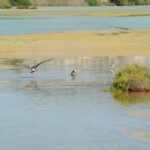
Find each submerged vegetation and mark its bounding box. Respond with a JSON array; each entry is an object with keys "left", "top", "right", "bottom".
[{"left": 111, "top": 64, "right": 150, "bottom": 92}]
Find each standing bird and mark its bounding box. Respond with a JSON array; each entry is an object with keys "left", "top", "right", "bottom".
[
  {"left": 109, "top": 63, "right": 115, "bottom": 70},
  {"left": 24, "top": 58, "right": 53, "bottom": 73},
  {"left": 109, "top": 63, "right": 115, "bottom": 75},
  {"left": 71, "top": 69, "right": 77, "bottom": 80},
  {"left": 71, "top": 69, "right": 77, "bottom": 77}
]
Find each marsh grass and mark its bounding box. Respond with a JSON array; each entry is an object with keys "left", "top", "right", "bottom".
[{"left": 111, "top": 64, "right": 150, "bottom": 92}]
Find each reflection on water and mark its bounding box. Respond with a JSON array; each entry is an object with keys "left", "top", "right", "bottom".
[
  {"left": 0, "top": 56, "right": 150, "bottom": 150},
  {"left": 112, "top": 91, "right": 150, "bottom": 107}
]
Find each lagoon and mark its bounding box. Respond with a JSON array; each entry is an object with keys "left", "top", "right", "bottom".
[
  {"left": 0, "top": 5, "right": 150, "bottom": 35},
  {"left": 1, "top": 6, "right": 150, "bottom": 150},
  {"left": 0, "top": 15, "right": 150, "bottom": 35},
  {"left": 0, "top": 56, "right": 150, "bottom": 150}
]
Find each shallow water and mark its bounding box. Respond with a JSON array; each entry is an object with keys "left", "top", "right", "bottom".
[
  {"left": 0, "top": 56, "right": 150, "bottom": 150},
  {"left": 0, "top": 6, "right": 150, "bottom": 35},
  {"left": 0, "top": 15, "right": 150, "bottom": 35}
]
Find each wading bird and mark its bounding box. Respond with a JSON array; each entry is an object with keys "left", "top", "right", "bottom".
[
  {"left": 109, "top": 64, "right": 115, "bottom": 75},
  {"left": 24, "top": 58, "right": 53, "bottom": 73},
  {"left": 110, "top": 63, "right": 115, "bottom": 69},
  {"left": 71, "top": 69, "right": 77, "bottom": 77},
  {"left": 71, "top": 69, "right": 77, "bottom": 80}
]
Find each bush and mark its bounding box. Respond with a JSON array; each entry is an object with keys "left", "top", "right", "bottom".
[
  {"left": 85, "top": 0, "right": 100, "bottom": 6},
  {"left": 111, "top": 0, "right": 148, "bottom": 5},
  {"left": 111, "top": 0, "right": 128, "bottom": 5},
  {"left": 0, "top": 0, "right": 12, "bottom": 9},
  {"left": 11, "top": 0, "right": 31, "bottom": 6},
  {"left": 111, "top": 64, "right": 150, "bottom": 92}
]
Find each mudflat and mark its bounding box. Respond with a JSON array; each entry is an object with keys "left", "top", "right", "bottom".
[{"left": 0, "top": 29, "right": 150, "bottom": 59}]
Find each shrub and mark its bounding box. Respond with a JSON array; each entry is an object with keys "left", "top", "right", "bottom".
[
  {"left": 11, "top": 0, "right": 31, "bottom": 6},
  {"left": 111, "top": 64, "right": 150, "bottom": 92},
  {"left": 85, "top": 0, "right": 100, "bottom": 6},
  {"left": 0, "top": 0, "right": 12, "bottom": 9},
  {"left": 111, "top": 0, "right": 128, "bottom": 5}
]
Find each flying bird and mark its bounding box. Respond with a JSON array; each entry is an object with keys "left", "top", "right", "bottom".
[{"left": 24, "top": 58, "right": 53, "bottom": 73}]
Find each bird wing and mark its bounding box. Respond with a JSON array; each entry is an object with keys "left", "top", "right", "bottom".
[
  {"left": 33, "top": 58, "right": 53, "bottom": 68},
  {"left": 110, "top": 64, "right": 115, "bottom": 69},
  {"left": 23, "top": 64, "right": 32, "bottom": 69}
]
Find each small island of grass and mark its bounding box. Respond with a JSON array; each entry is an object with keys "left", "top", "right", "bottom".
[{"left": 111, "top": 64, "right": 150, "bottom": 92}]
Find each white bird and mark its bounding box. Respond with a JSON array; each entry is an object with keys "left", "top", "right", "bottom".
[
  {"left": 24, "top": 58, "right": 53, "bottom": 73},
  {"left": 109, "top": 64, "right": 115, "bottom": 75},
  {"left": 110, "top": 63, "right": 115, "bottom": 69}
]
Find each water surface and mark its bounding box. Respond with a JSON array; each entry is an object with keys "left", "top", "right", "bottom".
[
  {"left": 0, "top": 56, "right": 150, "bottom": 150},
  {"left": 0, "top": 6, "right": 150, "bottom": 35}
]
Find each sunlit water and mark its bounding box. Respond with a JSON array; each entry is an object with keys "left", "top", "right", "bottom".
[
  {"left": 0, "top": 56, "right": 150, "bottom": 150},
  {"left": 0, "top": 6, "right": 150, "bottom": 35}
]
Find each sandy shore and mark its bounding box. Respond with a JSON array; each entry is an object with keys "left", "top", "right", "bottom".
[{"left": 0, "top": 29, "right": 150, "bottom": 59}]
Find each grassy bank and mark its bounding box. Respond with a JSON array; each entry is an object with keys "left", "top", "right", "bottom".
[{"left": 0, "top": 29, "right": 150, "bottom": 59}]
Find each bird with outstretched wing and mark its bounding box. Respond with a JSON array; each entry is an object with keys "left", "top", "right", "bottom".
[{"left": 23, "top": 58, "right": 53, "bottom": 73}]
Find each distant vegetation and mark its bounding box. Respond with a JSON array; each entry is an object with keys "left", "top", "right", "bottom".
[
  {"left": 110, "top": 0, "right": 150, "bottom": 5},
  {"left": 0, "top": 0, "right": 150, "bottom": 8},
  {"left": 85, "top": 0, "right": 100, "bottom": 5},
  {"left": 0, "top": 0, "right": 11, "bottom": 9},
  {"left": 11, "top": 0, "right": 31, "bottom": 8},
  {"left": 0, "top": 0, "right": 32, "bottom": 9}
]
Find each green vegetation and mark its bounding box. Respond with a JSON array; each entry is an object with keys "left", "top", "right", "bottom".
[
  {"left": 11, "top": 0, "right": 31, "bottom": 8},
  {"left": 110, "top": 64, "right": 150, "bottom": 106},
  {"left": 85, "top": 0, "right": 100, "bottom": 6},
  {"left": 111, "top": 0, "right": 150, "bottom": 5},
  {"left": 0, "top": 0, "right": 11, "bottom": 9},
  {"left": 11, "top": 0, "right": 31, "bottom": 6},
  {"left": 111, "top": 64, "right": 150, "bottom": 92},
  {"left": 0, "top": 0, "right": 150, "bottom": 8},
  {"left": 0, "top": 0, "right": 32, "bottom": 9}
]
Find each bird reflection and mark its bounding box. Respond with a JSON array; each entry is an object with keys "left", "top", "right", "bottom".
[
  {"left": 23, "top": 80, "right": 41, "bottom": 90},
  {"left": 21, "top": 80, "right": 52, "bottom": 97}
]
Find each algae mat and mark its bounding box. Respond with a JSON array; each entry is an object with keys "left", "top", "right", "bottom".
[{"left": 0, "top": 29, "right": 150, "bottom": 58}]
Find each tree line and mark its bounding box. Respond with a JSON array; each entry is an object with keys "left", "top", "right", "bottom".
[
  {"left": 0, "top": 0, "right": 150, "bottom": 9},
  {"left": 0, "top": 0, "right": 31, "bottom": 9}
]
